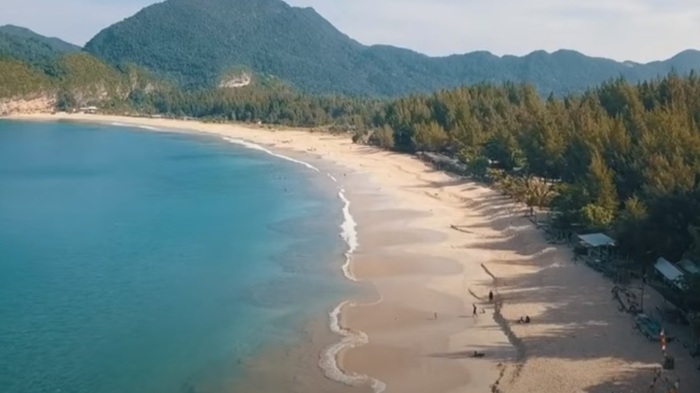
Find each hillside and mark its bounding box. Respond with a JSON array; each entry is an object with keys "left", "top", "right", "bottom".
[
  {"left": 0, "top": 58, "right": 54, "bottom": 98},
  {"left": 0, "top": 25, "right": 81, "bottom": 53},
  {"left": 0, "top": 34, "right": 164, "bottom": 115},
  {"left": 0, "top": 25, "right": 80, "bottom": 66},
  {"left": 84, "top": 0, "right": 700, "bottom": 96}
]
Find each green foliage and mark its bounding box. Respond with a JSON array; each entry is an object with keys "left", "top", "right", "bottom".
[
  {"left": 484, "top": 130, "right": 525, "bottom": 171},
  {"left": 580, "top": 203, "right": 615, "bottom": 230},
  {"left": 587, "top": 151, "right": 618, "bottom": 213},
  {"left": 0, "top": 41, "right": 160, "bottom": 109},
  {"left": 56, "top": 53, "right": 127, "bottom": 93},
  {"left": 7, "top": 18, "right": 700, "bottom": 287},
  {"left": 413, "top": 121, "right": 449, "bottom": 151},
  {"left": 0, "top": 58, "right": 53, "bottom": 98},
  {"left": 523, "top": 177, "right": 555, "bottom": 212},
  {"left": 129, "top": 73, "right": 700, "bottom": 274},
  {"left": 83, "top": 0, "right": 700, "bottom": 97},
  {"left": 614, "top": 196, "right": 651, "bottom": 259},
  {"left": 0, "top": 25, "right": 80, "bottom": 53},
  {"left": 368, "top": 126, "right": 395, "bottom": 149},
  {"left": 467, "top": 156, "right": 491, "bottom": 180},
  {"left": 0, "top": 25, "right": 80, "bottom": 68},
  {"left": 55, "top": 89, "right": 76, "bottom": 111}
]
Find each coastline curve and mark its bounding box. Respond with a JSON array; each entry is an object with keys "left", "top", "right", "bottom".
[{"left": 221, "top": 136, "right": 387, "bottom": 393}]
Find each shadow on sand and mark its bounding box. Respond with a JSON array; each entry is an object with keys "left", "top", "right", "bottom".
[{"left": 435, "top": 187, "right": 700, "bottom": 393}]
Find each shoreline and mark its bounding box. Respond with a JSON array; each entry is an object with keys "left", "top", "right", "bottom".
[
  {"left": 5, "top": 113, "right": 699, "bottom": 393},
  {"left": 3, "top": 113, "right": 389, "bottom": 392}
]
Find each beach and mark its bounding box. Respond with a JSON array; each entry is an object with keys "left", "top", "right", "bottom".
[{"left": 6, "top": 112, "right": 699, "bottom": 393}]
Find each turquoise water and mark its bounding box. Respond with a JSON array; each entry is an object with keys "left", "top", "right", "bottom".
[{"left": 0, "top": 121, "right": 349, "bottom": 393}]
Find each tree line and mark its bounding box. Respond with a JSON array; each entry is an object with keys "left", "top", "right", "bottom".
[{"left": 132, "top": 74, "right": 700, "bottom": 288}]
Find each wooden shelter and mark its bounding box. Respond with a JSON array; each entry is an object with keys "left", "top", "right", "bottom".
[
  {"left": 577, "top": 232, "right": 616, "bottom": 261},
  {"left": 654, "top": 257, "right": 685, "bottom": 290}
]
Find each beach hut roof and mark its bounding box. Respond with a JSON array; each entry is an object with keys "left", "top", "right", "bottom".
[
  {"left": 577, "top": 233, "right": 616, "bottom": 248},
  {"left": 654, "top": 257, "right": 685, "bottom": 289},
  {"left": 678, "top": 259, "right": 700, "bottom": 275}
]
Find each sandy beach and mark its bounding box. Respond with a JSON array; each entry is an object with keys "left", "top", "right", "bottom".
[{"left": 6, "top": 112, "right": 699, "bottom": 393}]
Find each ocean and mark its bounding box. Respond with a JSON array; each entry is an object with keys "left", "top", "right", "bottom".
[{"left": 0, "top": 120, "right": 354, "bottom": 393}]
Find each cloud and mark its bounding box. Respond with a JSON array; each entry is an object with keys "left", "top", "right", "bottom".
[{"left": 0, "top": 0, "right": 698, "bottom": 62}]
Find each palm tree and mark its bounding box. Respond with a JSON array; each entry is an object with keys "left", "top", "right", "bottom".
[
  {"left": 523, "top": 177, "right": 555, "bottom": 221},
  {"left": 496, "top": 174, "right": 523, "bottom": 199}
]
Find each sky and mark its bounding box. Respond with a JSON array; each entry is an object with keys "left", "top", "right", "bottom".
[{"left": 0, "top": 0, "right": 698, "bottom": 62}]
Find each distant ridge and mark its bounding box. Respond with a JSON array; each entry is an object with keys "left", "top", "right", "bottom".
[
  {"left": 0, "top": 25, "right": 81, "bottom": 66},
  {"left": 80, "top": 0, "right": 700, "bottom": 96},
  {"left": 0, "top": 25, "right": 81, "bottom": 53}
]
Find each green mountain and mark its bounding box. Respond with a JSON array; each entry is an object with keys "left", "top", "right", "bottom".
[
  {"left": 0, "top": 58, "right": 54, "bottom": 98},
  {"left": 84, "top": 0, "right": 700, "bottom": 96},
  {"left": 0, "top": 25, "right": 80, "bottom": 66},
  {"left": 0, "top": 30, "right": 162, "bottom": 113},
  {"left": 0, "top": 25, "right": 81, "bottom": 53}
]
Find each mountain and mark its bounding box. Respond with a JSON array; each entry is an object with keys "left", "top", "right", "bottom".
[
  {"left": 85, "top": 0, "right": 364, "bottom": 92},
  {"left": 83, "top": 0, "right": 700, "bottom": 96},
  {"left": 0, "top": 25, "right": 81, "bottom": 66},
  {"left": 0, "top": 25, "right": 81, "bottom": 53},
  {"left": 0, "top": 34, "right": 163, "bottom": 115},
  {"left": 0, "top": 58, "right": 53, "bottom": 98}
]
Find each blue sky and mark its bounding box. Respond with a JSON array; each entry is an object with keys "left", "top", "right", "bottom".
[{"left": 0, "top": 0, "right": 698, "bottom": 62}]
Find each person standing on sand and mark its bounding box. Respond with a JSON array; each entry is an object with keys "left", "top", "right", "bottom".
[
  {"left": 489, "top": 290, "right": 494, "bottom": 302},
  {"left": 473, "top": 304, "right": 477, "bottom": 316}
]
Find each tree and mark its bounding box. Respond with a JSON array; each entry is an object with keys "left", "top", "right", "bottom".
[
  {"left": 687, "top": 224, "right": 700, "bottom": 263},
  {"left": 55, "top": 89, "right": 76, "bottom": 111},
  {"left": 413, "top": 121, "right": 449, "bottom": 152},
  {"left": 615, "top": 195, "right": 651, "bottom": 261},
  {"left": 581, "top": 203, "right": 615, "bottom": 230},
  {"left": 523, "top": 177, "right": 555, "bottom": 216},
  {"left": 550, "top": 182, "right": 590, "bottom": 229},
  {"left": 368, "top": 125, "right": 395, "bottom": 149},
  {"left": 468, "top": 156, "right": 491, "bottom": 180},
  {"left": 586, "top": 151, "right": 619, "bottom": 213},
  {"left": 483, "top": 129, "right": 525, "bottom": 171}
]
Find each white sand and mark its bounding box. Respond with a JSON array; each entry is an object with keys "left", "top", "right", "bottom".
[{"left": 6, "top": 113, "right": 699, "bottom": 393}]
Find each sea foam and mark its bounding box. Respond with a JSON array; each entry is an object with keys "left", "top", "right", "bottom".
[
  {"left": 222, "top": 137, "right": 320, "bottom": 172},
  {"left": 337, "top": 188, "right": 358, "bottom": 281},
  {"left": 221, "top": 136, "right": 386, "bottom": 393}
]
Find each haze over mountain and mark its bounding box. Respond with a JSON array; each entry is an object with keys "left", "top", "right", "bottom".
[{"left": 81, "top": 0, "right": 700, "bottom": 96}]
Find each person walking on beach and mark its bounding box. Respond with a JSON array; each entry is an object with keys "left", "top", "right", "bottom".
[
  {"left": 488, "top": 290, "right": 494, "bottom": 302},
  {"left": 473, "top": 304, "right": 477, "bottom": 316}
]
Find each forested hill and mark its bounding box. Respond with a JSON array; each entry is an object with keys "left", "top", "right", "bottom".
[
  {"left": 0, "top": 31, "right": 164, "bottom": 114},
  {"left": 84, "top": 0, "right": 700, "bottom": 96},
  {"left": 0, "top": 25, "right": 80, "bottom": 53},
  {"left": 0, "top": 25, "right": 80, "bottom": 66}
]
